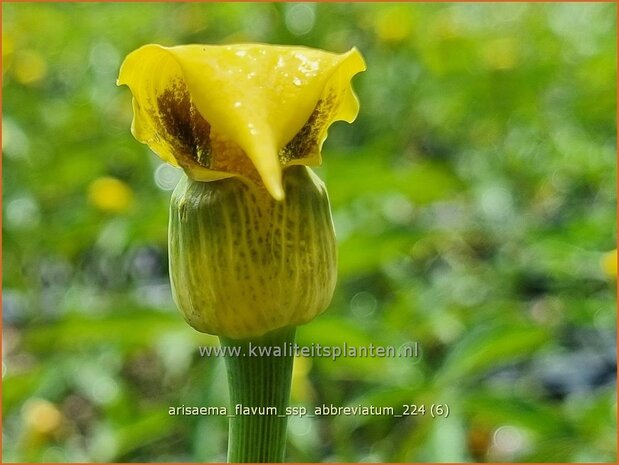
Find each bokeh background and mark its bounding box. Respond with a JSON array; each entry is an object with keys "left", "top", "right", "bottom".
[{"left": 2, "top": 2, "right": 617, "bottom": 462}]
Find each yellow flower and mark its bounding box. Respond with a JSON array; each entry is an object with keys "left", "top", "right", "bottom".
[
  {"left": 117, "top": 43, "right": 365, "bottom": 200},
  {"left": 88, "top": 176, "right": 134, "bottom": 213},
  {"left": 119, "top": 45, "right": 365, "bottom": 462},
  {"left": 22, "top": 398, "right": 64, "bottom": 436},
  {"left": 602, "top": 249, "right": 617, "bottom": 279},
  {"left": 373, "top": 7, "right": 414, "bottom": 44},
  {"left": 118, "top": 44, "right": 365, "bottom": 339}
]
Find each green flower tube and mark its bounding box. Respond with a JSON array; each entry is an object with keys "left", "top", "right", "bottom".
[
  {"left": 118, "top": 43, "right": 365, "bottom": 462},
  {"left": 169, "top": 165, "right": 336, "bottom": 339}
]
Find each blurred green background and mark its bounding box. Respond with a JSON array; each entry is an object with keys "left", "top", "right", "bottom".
[{"left": 2, "top": 2, "right": 617, "bottom": 462}]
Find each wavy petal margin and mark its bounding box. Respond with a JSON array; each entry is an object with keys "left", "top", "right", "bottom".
[{"left": 117, "top": 43, "right": 365, "bottom": 199}]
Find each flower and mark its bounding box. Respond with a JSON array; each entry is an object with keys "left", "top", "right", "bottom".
[
  {"left": 22, "top": 398, "right": 64, "bottom": 437},
  {"left": 602, "top": 249, "right": 617, "bottom": 279},
  {"left": 117, "top": 43, "right": 365, "bottom": 199},
  {"left": 118, "top": 44, "right": 365, "bottom": 339},
  {"left": 88, "top": 176, "right": 134, "bottom": 213}
]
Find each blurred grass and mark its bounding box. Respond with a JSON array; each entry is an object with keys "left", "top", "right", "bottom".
[{"left": 2, "top": 2, "right": 617, "bottom": 463}]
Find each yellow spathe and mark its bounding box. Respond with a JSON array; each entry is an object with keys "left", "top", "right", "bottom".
[{"left": 117, "top": 43, "right": 365, "bottom": 199}]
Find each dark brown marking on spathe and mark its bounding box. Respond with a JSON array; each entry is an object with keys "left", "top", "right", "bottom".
[
  {"left": 157, "top": 82, "right": 212, "bottom": 168},
  {"left": 280, "top": 93, "right": 335, "bottom": 164}
]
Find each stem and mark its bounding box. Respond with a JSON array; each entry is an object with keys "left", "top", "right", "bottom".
[{"left": 220, "top": 326, "right": 296, "bottom": 463}]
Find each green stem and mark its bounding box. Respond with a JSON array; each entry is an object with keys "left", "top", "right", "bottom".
[{"left": 220, "top": 326, "right": 296, "bottom": 463}]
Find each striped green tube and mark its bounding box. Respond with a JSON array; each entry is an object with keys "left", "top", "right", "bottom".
[
  {"left": 168, "top": 165, "right": 337, "bottom": 340},
  {"left": 220, "top": 326, "right": 296, "bottom": 462}
]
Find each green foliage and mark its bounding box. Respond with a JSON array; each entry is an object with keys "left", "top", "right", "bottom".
[{"left": 2, "top": 2, "right": 616, "bottom": 463}]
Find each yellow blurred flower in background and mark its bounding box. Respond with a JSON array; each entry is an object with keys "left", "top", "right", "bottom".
[
  {"left": 22, "top": 398, "right": 64, "bottom": 437},
  {"left": 88, "top": 176, "right": 134, "bottom": 214},
  {"left": 12, "top": 50, "right": 48, "bottom": 85},
  {"left": 373, "top": 7, "right": 414, "bottom": 44},
  {"left": 601, "top": 249, "right": 617, "bottom": 279}
]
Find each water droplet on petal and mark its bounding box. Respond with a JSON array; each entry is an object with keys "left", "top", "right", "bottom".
[{"left": 247, "top": 123, "right": 259, "bottom": 136}]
